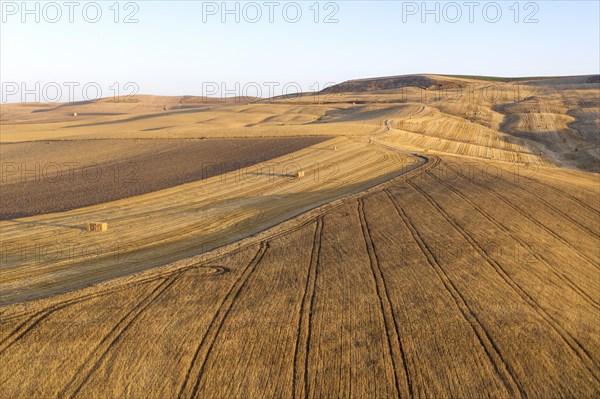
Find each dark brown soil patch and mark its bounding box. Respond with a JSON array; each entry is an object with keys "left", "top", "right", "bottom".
[{"left": 0, "top": 137, "right": 330, "bottom": 219}]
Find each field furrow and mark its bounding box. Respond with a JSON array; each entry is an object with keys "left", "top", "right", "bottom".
[
  {"left": 306, "top": 204, "right": 398, "bottom": 398},
  {"left": 444, "top": 164, "right": 600, "bottom": 265},
  {"left": 407, "top": 179, "right": 600, "bottom": 378},
  {"left": 384, "top": 189, "right": 525, "bottom": 399},
  {"left": 191, "top": 228, "right": 315, "bottom": 398},
  {"left": 178, "top": 243, "right": 269, "bottom": 399},
  {"left": 0, "top": 280, "right": 163, "bottom": 398},
  {"left": 362, "top": 191, "right": 511, "bottom": 398},
  {"left": 293, "top": 218, "right": 323, "bottom": 399},
  {"left": 358, "top": 198, "right": 412, "bottom": 399},
  {"left": 70, "top": 250, "right": 258, "bottom": 398},
  {"left": 1, "top": 114, "right": 598, "bottom": 399},
  {"left": 424, "top": 169, "right": 600, "bottom": 311},
  {"left": 386, "top": 183, "right": 599, "bottom": 398},
  {"left": 59, "top": 274, "right": 182, "bottom": 399}
]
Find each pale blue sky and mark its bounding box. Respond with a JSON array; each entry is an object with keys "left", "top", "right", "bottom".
[{"left": 1, "top": 1, "right": 599, "bottom": 101}]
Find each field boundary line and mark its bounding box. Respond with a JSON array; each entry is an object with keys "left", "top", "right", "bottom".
[
  {"left": 177, "top": 242, "right": 269, "bottom": 399},
  {"left": 358, "top": 198, "right": 412, "bottom": 399},
  {"left": 1, "top": 154, "right": 435, "bottom": 319},
  {"left": 384, "top": 189, "right": 526, "bottom": 399},
  {"left": 292, "top": 217, "right": 323, "bottom": 399},
  {"left": 408, "top": 180, "right": 600, "bottom": 381}
]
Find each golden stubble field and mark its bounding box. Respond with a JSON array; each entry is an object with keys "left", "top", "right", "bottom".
[{"left": 1, "top": 75, "right": 599, "bottom": 398}]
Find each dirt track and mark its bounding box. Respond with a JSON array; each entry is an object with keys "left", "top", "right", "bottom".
[{"left": 0, "top": 137, "right": 329, "bottom": 219}]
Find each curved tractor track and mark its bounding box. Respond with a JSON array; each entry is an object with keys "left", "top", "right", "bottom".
[{"left": 1, "top": 149, "right": 598, "bottom": 398}]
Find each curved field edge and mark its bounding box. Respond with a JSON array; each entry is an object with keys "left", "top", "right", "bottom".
[
  {"left": 1, "top": 154, "right": 598, "bottom": 399},
  {"left": 0, "top": 136, "right": 331, "bottom": 219},
  {"left": 0, "top": 153, "right": 428, "bottom": 317},
  {"left": 0, "top": 140, "right": 422, "bottom": 306}
]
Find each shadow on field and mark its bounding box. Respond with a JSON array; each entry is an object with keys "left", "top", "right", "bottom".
[{"left": 8, "top": 219, "right": 84, "bottom": 231}]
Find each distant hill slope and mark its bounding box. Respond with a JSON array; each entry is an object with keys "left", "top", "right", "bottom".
[
  {"left": 0, "top": 95, "right": 259, "bottom": 124},
  {"left": 320, "top": 74, "right": 600, "bottom": 93},
  {"left": 320, "top": 75, "right": 467, "bottom": 93}
]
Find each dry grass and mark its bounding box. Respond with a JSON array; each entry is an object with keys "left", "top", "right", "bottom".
[
  {"left": 0, "top": 75, "right": 599, "bottom": 398},
  {"left": 0, "top": 136, "right": 417, "bottom": 305},
  {"left": 1, "top": 156, "right": 598, "bottom": 398}
]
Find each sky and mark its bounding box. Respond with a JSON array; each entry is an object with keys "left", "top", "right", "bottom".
[{"left": 1, "top": 0, "right": 599, "bottom": 101}]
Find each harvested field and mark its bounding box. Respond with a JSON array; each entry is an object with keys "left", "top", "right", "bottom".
[
  {"left": 1, "top": 155, "right": 598, "bottom": 398},
  {"left": 1, "top": 75, "right": 599, "bottom": 398},
  {"left": 0, "top": 136, "right": 417, "bottom": 305},
  {"left": 0, "top": 137, "right": 329, "bottom": 219}
]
